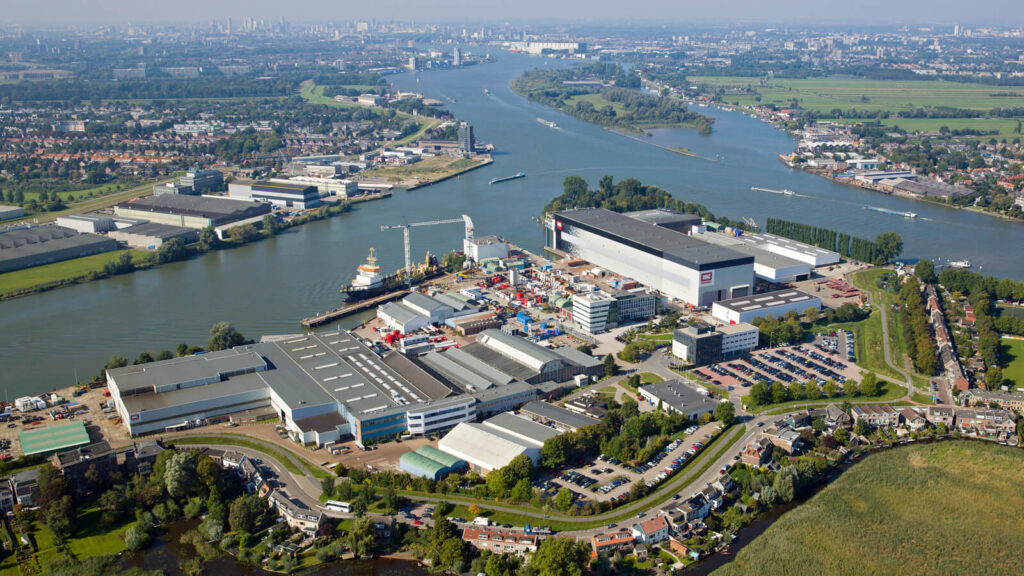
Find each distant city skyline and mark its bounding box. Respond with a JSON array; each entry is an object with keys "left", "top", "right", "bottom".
[{"left": 5, "top": 0, "right": 1023, "bottom": 27}]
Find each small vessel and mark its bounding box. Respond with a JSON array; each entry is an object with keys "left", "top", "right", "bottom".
[
  {"left": 489, "top": 172, "right": 526, "bottom": 185},
  {"left": 949, "top": 260, "right": 972, "bottom": 269},
  {"left": 341, "top": 248, "right": 394, "bottom": 301},
  {"left": 751, "top": 186, "right": 795, "bottom": 196},
  {"left": 536, "top": 117, "right": 559, "bottom": 129},
  {"left": 482, "top": 87, "right": 490, "bottom": 95},
  {"left": 865, "top": 205, "right": 917, "bottom": 219}
]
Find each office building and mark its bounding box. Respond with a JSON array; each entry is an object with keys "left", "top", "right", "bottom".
[
  {"left": 114, "top": 195, "right": 270, "bottom": 229},
  {"left": 179, "top": 169, "right": 224, "bottom": 193},
  {"left": 457, "top": 122, "right": 475, "bottom": 153},
  {"left": 153, "top": 182, "right": 195, "bottom": 196},
  {"left": 546, "top": 208, "right": 754, "bottom": 307},
  {"left": 637, "top": 380, "right": 719, "bottom": 421},
  {"left": 464, "top": 235, "right": 509, "bottom": 262},
  {"left": 453, "top": 46, "right": 462, "bottom": 66},
  {"left": 712, "top": 289, "right": 821, "bottom": 325},
  {"left": 0, "top": 224, "right": 117, "bottom": 273},
  {"left": 571, "top": 289, "right": 657, "bottom": 334},
  {"left": 672, "top": 324, "right": 723, "bottom": 365},
  {"left": 718, "top": 323, "right": 760, "bottom": 356}
]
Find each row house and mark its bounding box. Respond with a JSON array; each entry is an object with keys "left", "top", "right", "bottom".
[
  {"left": 955, "top": 408, "right": 1017, "bottom": 437},
  {"left": 268, "top": 490, "right": 323, "bottom": 537},
  {"left": 590, "top": 531, "right": 635, "bottom": 558},
  {"left": 851, "top": 404, "right": 900, "bottom": 429},
  {"left": 960, "top": 389, "right": 1024, "bottom": 412}
]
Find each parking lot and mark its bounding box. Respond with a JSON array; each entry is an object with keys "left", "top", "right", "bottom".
[
  {"left": 0, "top": 384, "right": 129, "bottom": 458},
  {"left": 535, "top": 421, "right": 723, "bottom": 504},
  {"left": 693, "top": 342, "right": 862, "bottom": 394}
]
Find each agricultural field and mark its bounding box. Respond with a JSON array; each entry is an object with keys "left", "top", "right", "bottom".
[
  {"left": 714, "top": 441, "right": 1024, "bottom": 576},
  {"left": 999, "top": 337, "right": 1024, "bottom": 388},
  {"left": 692, "top": 76, "right": 1024, "bottom": 132},
  {"left": 837, "top": 116, "right": 1023, "bottom": 136}
]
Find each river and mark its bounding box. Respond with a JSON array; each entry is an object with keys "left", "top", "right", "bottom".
[{"left": 2, "top": 52, "right": 1023, "bottom": 395}]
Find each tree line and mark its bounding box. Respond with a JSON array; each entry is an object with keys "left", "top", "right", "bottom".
[
  {"left": 765, "top": 217, "right": 903, "bottom": 264},
  {"left": 898, "top": 276, "right": 939, "bottom": 376}
]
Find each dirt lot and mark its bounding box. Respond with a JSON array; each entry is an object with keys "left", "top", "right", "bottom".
[{"left": 1, "top": 384, "right": 129, "bottom": 457}]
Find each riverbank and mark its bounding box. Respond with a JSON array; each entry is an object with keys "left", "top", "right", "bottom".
[{"left": 0, "top": 198, "right": 359, "bottom": 303}]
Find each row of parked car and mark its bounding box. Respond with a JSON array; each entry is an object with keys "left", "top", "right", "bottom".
[{"left": 781, "top": 348, "right": 848, "bottom": 383}]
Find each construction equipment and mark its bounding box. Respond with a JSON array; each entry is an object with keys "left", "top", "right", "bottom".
[{"left": 381, "top": 214, "right": 474, "bottom": 280}]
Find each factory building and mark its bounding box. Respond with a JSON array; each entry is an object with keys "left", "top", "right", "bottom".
[
  {"left": 736, "top": 232, "right": 840, "bottom": 267},
  {"left": 268, "top": 176, "right": 358, "bottom": 198},
  {"left": 107, "top": 223, "right": 199, "bottom": 249},
  {"left": 114, "top": 195, "right": 270, "bottom": 229},
  {"left": 105, "top": 328, "right": 587, "bottom": 446},
  {"left": 638, "top": 380, "right": 720, "bottom": 421},
  {"left": 377, "top": 292, "right": 469, "bottom": 334},
  {"left": 55, "top": 214, "right": 117, "bottom": 234},
  {"left": 464, "top": 235, "right": 509, "bottom": 262},
  {"left": 0, "top": 205, "right": 24, "bottom": 221},
  {"left": 712, "top": 289, "right": 822, "bottom": 325},
  {"left": 399, "top": 444, "right": 467, "bottom": 480},
  {"left": 228, "top": 181, "right": 321, "bottom": 209},
  {"left": 519, "top": 400, "right": 600, "bottom": 431},
  {"left": 179, "top": 169, "right": 224, "bottom": 193},
  {"left": 437, "top": 422, "right": 537, "bottom": 474},
  {"left": 546, "top": 208, "right": 755, "bottom": 307},
  {"left": 570, "top": 289, "right": 657, "bottom": 334},
  {"left": 0, "top": 224, "right": 118, "bottom": 273}
]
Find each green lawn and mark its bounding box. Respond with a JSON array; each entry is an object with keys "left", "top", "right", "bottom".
[
  {"left": 638, "top": 372, "right": 665, "bottom": 384},
  {"left": 996, "top": 303, "right": 1024, "bottom": 321},
  {"left": 837, "top": 116, "right": 1024, "bottom": 136},
  {"left": 65, "top": 506, "right": 136, "bottom": 557},
  {"left": 999, "top": 338, "right": 1024, "bottom": 388},
  {"left": 820, "top": 311, "right": 901, "bottom": 382},
  {"left": 713, "top": 441, "right": 1024, "bottom": 576},
  {"left": 0, "top": 249, "right": 152, "bottom": 297},
  {"left": 636, "top": 332, "right": 674, "bottom": 344},
  {"left": 565, "top": 92, "right": 628, "bottom": 115}
]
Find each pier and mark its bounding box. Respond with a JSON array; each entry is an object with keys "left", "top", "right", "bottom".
[{"left": 300, "top": 289, "right": 410, "bottom": 328}]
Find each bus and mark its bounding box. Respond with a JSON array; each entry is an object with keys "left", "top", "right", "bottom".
[{"left": 325, "top": 501, "right": 351, "bottom": 513}]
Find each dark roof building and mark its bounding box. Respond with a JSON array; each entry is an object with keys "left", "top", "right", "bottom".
[
  {"left": 0, "top": 224, "right": 118, "bottom": 273},
  {"left": 114, "top": 194, "right": 271, "bottom": 229}
]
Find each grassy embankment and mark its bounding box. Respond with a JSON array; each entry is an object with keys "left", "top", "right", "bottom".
[
  {"left": 690, "top": 76, "right": 1024, "bottom": 135},
  {"left": 713, "top": 441, "right": 1024, "bottom": 576},
  {"left": 360, "top": 155, "right": 489, "bottom": 186},
  {"left": 0, "top": 249, "right": 153, "bottom": 298},
  {"left": 168, "top": 434, "right": 331, "bottom": 479},
  {"left": 3, "top": 177, "right": 173, "bottom": 225}
]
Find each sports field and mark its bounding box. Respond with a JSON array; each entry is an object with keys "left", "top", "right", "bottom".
[{"left": 999, "top": 337, "right": 1024, "bottom": 388}]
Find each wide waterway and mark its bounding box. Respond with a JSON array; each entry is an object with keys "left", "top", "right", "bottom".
[{"left": 2, "top": 52, "right": 1023, "bottom": 395}]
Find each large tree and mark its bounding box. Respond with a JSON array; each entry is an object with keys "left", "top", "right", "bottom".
[
  {"left": 531, "top": 538, "right": 591, "bottom": 576},
  {"left": 915, "top": 259, "right": 937, "bottom": 284},
  {"left": 875, "top": 232, "right": 904, "bottom": 263},
  {"left": 228, "top": 494, "right": 266, "bottom": 533},
  {"left": 163, "top": 451, "right": 197, "bottom": 500},
  {"left": 207, "top": 321, "right": 248, "bottom": 351}
]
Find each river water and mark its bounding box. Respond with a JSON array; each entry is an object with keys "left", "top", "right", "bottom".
[{"left": 2, "top": 52, "right": 1022, "bottom": 395}]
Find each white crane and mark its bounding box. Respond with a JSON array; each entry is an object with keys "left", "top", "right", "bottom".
[{"left": 381, "top": 214, "right": 474, "bottom": 278}]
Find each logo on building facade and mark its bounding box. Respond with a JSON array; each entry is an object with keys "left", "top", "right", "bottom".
[
  {"left": 700, "top": 271, "right": 714, "bottom": 285},
  {"left": 555, "top": 220, "right": 563, "bottom": 230}
]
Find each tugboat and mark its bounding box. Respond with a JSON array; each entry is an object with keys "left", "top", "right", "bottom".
[{"left": 341, "top": 248, "right": 393, "bottom": 301}]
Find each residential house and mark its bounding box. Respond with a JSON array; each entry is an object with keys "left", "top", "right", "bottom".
[
  {"left": 741, "top": 437, "right": 774, "bottom": 467},
  {"left": 221, "top": 451, "right": 247, "bottom": 469},
  {"left": 697, "top": 484, "right": 724, "bottom": 511},
  {"left": 851, "top": 404, "right": 899, "bottom": 428},
  {"left": 631, "top": 514, "right": 671, "bottom": 545},
  {"left": 268, "top": 490, "right": 323, "bottom": 537},
  {"left": 9, "top": 469, "right": 40, "bottom": 506},
  {"left": 0, "top": 485, "right": 14, "bottom": 513},
  {"left": 53, "top": 441, "right": 118, "bottom": 492},
  {"left": 762, "top": 425, "right": 803, "bottom": 453},
  {"left": 463, "top": 528, "right": 540, "bottom": 556},
  {"left": 899, "top": 408, "right": 928, "bottom": 431},
  {"left": 676, "top": 495, "right": 709, "bottom": 524},
  {"left": 926, "top": 406, "right": 955, "bottom": 427},
  {"left": 822, "top": 404, "right": 852, "bottom": 429},
  {"left": 590, "top": 530, "right": 635, "bottom": 558},
  {"left": 955, "top": 408, "right": 1017, "bottom": 437},
  {"left": 668, "top": 536, "right": 704, "bottom": 561}
]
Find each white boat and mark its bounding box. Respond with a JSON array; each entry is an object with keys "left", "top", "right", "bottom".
[
  {"left": 949, "top": 260, "right": 971, "bottom": 269},
  {"left": 536, "top": 117, "right": 559, "bottom": 129}
]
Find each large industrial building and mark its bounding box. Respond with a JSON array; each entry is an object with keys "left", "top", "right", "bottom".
[
  {"left": 637, "top": 380, "right": 720, "bottom": 421},
  {"left": 546, "top": 208, "right": 755, "bottom": 307},
  {"left": 712, "top": 289, "right": 822, "bottom": 325},
  {"left": 735, "top": 232, "right": 840, "bottom": 267},
  {"left": 0, "top": 205, "right": 25, "bottom": 221},
  {"left": 114, "top": 195, "right": 271, "bottom": 229},
  {"left": 107, "top": 223, "right": 199, "bottom": 249},
  {"left": 0, "top": 224, "right": 118, "bottom": 273},
  {"left": 106, "top": 327, "right": 599, "bottom": 446},
  {"left": 228, "top": 181, "right": 322, "bottom": 209},
  {"left": 437, "top": 411, "right": 557, "bottom": 474}
]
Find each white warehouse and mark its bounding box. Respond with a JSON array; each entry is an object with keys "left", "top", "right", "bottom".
[{"left": 712, "top": 289, "right": 822, "bottom": 325}]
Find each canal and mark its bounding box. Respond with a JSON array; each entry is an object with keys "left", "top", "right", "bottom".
[{"left": 2, "top": 51, "right": 1023, "bottom": 394}]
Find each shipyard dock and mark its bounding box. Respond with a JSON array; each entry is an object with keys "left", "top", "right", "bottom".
[{"left": 300, "top": 289, "right": 410, "bottom": 328}]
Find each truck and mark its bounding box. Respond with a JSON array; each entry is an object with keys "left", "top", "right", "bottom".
[{"left": 473, "top": 517, "right": 490, "bottom": 526}]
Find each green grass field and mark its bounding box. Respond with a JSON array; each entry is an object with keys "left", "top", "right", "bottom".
[
  {"left": 565, "top": 92, "right": 629, "bottom": 115},
  {"left": 168, "top": 434, "right": 331, "bottom": 479},
  {"left": 692, "top": 76, "right": 1024, "bottom": 132},
  {"left": 713, "top": 441, "right": 1024, "bottom": 576},
  {"left": 996, "top": 303, "right": 1024, "bottom": 321},
  {"left": 837, "top": 116, "right": 1023, "bottom": 136},
  {"left": 999, "top": 338, "right": 1024, "bottom": 388},
  {"left": 0, "top": 249, "right": 152, "bottom": 296},
  {"left": 0, "top": 512, "right": 136, "bottom": 575},
  {"left": 638, "top": 372, "right": 665, "bottom": 384},
  {"left": 743, "top": 380, "right": 906, "bottom": 413}
]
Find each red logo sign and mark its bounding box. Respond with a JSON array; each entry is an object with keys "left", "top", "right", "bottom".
[
  {"left": 555, "top": 220, "right": 563, "bottom": 230},
  {"left": 130, "top": 414, "right": 140, "bottom": 421},
  {"left": 700, "top": 271, "right": 714, "bottom": 285}
]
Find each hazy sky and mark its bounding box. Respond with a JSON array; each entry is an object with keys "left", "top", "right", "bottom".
[{"left": 5, "top": 0, "right": 1023, "bottom": 26}]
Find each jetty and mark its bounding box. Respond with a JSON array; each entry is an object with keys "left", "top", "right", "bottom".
[{"left": 300, "top": 289, "right": 409, "bottom": 328}]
